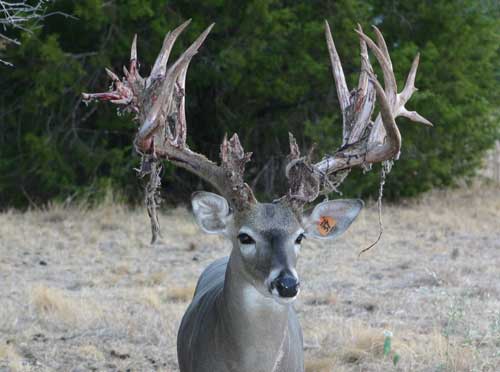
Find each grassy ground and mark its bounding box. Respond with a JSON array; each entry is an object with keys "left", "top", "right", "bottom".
[{"left": 0, "top": 183, "right": 499, "bottom": 371}]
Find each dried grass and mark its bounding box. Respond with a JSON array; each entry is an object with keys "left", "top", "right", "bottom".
[
  {"left": 167, "top": 286, "right": 196, "bottom": 303},
  {"left": 141, "top": 288, "right": 162, "bottom": 310},
  {"left": 0, "top": 182, "right": 498, "bottom": 371},
  {"left": 77, "top": 344, "right": 105, "bottom": 362},
  {"left": 0, "top": 343, "right": 23, "bottom": 371},
  {"left": 305, "top": 357, "right": 339, "bottom": 372},
  {"left": 305, "top": 293, "right": 338, "bottom": 306},
  {"left": 31, "top": 286, "right": 81, "bottom": 324},
  {"left": 31, "top": 285, "right": 104, "bottom": 328}
]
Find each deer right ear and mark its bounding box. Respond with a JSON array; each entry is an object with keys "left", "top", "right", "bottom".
[
  {"left": 191, "top": 192, "right": 231, "bottom": 234},
  {"left": 304, "top": 199, "right": 363, "bottom": 240}
]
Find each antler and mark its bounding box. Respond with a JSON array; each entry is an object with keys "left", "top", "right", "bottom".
[
  {"left": 82, "top": 20, "right": 256, "bottom": 215},
  {"left": 284, "top": 21, "right": 432, "bottom": 209}
]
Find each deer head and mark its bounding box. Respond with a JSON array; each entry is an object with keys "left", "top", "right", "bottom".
[
  {"left": 83, "top": 20, "right": 431, "bottom": 303},
  {"left": 191, "top": 190, "right": 362, "bottom": 301}
]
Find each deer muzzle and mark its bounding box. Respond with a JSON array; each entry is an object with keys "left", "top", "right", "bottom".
[{"left": 270, "top": 270, "right": 300, "bottom": 299}]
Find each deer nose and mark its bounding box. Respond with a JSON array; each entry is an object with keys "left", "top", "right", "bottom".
[{"left": 272, "top": 272, "right": 300, "bottom": 298}]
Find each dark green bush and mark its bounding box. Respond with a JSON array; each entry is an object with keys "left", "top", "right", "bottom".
[{"left": 0, "top": 0, "right": 498, "bottom": 208}]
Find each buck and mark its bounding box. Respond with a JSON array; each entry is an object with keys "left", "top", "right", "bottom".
[{"left": 83, "top": 19, "right": 431, "bottom": 372}]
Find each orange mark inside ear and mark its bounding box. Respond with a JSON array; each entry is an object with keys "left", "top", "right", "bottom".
[{"left": 318, "top": 216, "right": 336, "bottom": 236}]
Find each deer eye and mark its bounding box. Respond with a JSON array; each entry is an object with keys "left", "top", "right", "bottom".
[
  {"left": 238, "top": 233, "right": 255, "bottom": 245},
  {"left": 295, "top": 233, "right": 305, "bottom": 245}
]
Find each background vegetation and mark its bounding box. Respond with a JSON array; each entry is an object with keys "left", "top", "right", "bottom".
[{"left": 0, "top": 0, "right": 498, "bottom": 208}]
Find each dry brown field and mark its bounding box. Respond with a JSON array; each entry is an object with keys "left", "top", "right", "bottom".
[{"left": 1, "top": 183, "right": 499, "bottom": 371}]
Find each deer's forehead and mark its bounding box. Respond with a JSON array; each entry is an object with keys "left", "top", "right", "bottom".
[{"left": 236, "top": 203, "right": 301, "bottom": 233}]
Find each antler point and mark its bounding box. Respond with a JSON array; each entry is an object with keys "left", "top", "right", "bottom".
[{"left": 130, "top": 34, "right": 138, "bottom": 60}]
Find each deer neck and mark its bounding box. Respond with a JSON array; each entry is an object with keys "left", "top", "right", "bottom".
[{"left": 217, "top": 251, "right": 291, "bottom": 369}]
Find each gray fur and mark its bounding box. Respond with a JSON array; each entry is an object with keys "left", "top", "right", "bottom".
[
  {"left": 177, "top": 255, "right": 303, "bottom": 372},
  {"left": 177, "top": 194, "right": 362, "bottom": 372}
]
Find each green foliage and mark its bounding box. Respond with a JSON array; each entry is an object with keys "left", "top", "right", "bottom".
[
  {"left": 383, "top": 330, "right": 400, "bottom": 367},
  {"left": 0, "top": 0, "right": 498, "bottom": 207},
  {"left": 351, "top": 0, "right": 500, "bottom": 198}
]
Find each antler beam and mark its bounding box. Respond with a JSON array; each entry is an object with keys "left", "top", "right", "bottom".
[
  {"left": 83, "top": 21, "right": 257, "bottom": 232},
  {"left": 285, "top": 22, "right": 432, "bottom": 208}
]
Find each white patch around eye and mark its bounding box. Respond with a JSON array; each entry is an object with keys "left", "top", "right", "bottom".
[
  {"left": 293, "top": 243, "right": 301, "bottom": 255},
  {"left": 293, "top": 229, "right": 305, "bottom": 255},
  {"left": 238, "top": 226, "right": 257, "bottom": 258},
  {"left": 240, "top": 243, "right": 256, "bottom": 257}
]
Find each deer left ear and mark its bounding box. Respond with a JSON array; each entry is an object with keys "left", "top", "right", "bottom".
[
  {"left": 304, "top": 199, "right": 363, "bottom": 240},
  {"left": 191, "top": 191, "right": 232, "bottom": 234}
]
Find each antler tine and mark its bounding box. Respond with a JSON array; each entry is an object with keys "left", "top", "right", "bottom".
[
  {"left": 325, "top": 21, "right": 377, "bottom": 150},
  {"left": 220, "top": 133, "right": 255, "bottom": 208},
  {"left": 167, "top": 22, "right": 215, "bottom": 80},
  {"left": 174, "top": 62, "right": 189, "bottom": 146},
  {"left": 130, "top": 34, "right": 138, "bottom": 61},
  {"left": 355, "top": 28, "right": 397, "bottom": 105},
  {"left": 127, "top": 34, "right": 141, "bottom": 82},
  {"left": 137, "top": 23, "right": 215, "bottom": 149},
  {"left": 371, "top": 26, "right": 393, "bottom": 71},
  {"left": 398, "top": 53, "right": 433, "bottom": 126},
  {"left": 325, "top": 21, "right": 350, "bottom": 127},
  {"left": 346, "top": 24, "right": 377, "bottom": 145},
  {"left": 357, "top": 24, "right": 372, "bottom": 93},
  {"left": 105, "top": 67, "right": 120, "bottom": 82},
  {"left": 400, "top": 53, "right": 419, "bottom": 106},
  {"left": 370, "top": 77, "right": 401, "bottom": 158},
  {"left": 114, "top": 34, "right": 144, "bottom": 93},
  {"left": 150, "top": 19, "right": 192, "bottom": 81}
]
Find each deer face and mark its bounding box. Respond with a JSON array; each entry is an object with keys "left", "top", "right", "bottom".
[
  {"left": 192, "top": 192, "right": 363, "bottom": 305},
  {"left": 233, "top": 202, "right": 304, "bottom": 304}
]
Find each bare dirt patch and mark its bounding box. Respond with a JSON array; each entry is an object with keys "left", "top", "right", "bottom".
[{"left": 1, "top": 184, "right": 499, "bottom": 371}]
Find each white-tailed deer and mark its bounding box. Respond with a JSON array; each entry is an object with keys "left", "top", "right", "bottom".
[{"left": 83, "top": 19, "right": 431, "bottom": 372}]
